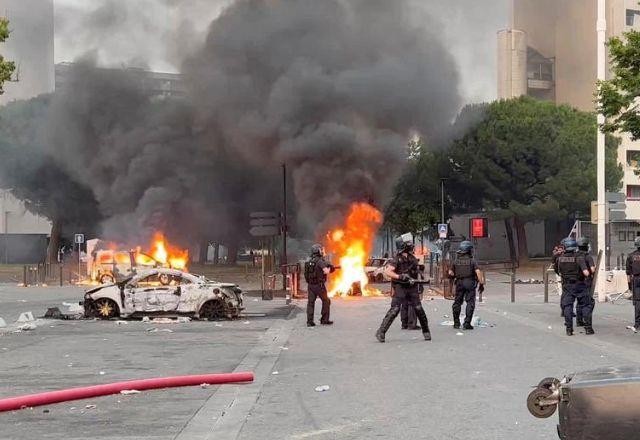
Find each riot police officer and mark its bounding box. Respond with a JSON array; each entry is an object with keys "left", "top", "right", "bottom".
[
  {"left": 375, "top": 236, "right": 431, "bottom": 342},
  {"left": 448, "top": 241, "right": 484, "bottom": 330},
  {"left": 554, "top": 238, "right": 592, "bottom": 336},
  {"left": 400, "top": 263, "right": 425, "bottom": 330},
  {"left": 576, "top": 237, "right": 596, "bottom": 327},
  {"left": 625, "top": 237, "right": 640, "bottom": 332},
  {"left": 304, "top": 244, "right": 335, "bottom": 327}
]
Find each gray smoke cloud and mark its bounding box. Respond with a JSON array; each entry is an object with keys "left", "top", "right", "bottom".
[{"left": 47, "top": 0, "right": 461, "bottom": 246}]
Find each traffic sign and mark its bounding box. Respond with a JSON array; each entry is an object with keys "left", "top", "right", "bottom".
[
  {"left": 74, "top": 234, "right": 85, "bottom": 244},
  {"left": 606, "top": 192, "right": 626, "bottom": 203},
  {"left": 250, "top": 211, "right": 278, "bottom": 218},
  {"left": 249, "top": 218, "right": 279, "bottom": 227},
  {"left": 470, "top": 218, "right": 488, "bottom": 238},
  {"left": 438, "top": 224, "right": 448, "bottom": 239},
  {"left": 250, "top": 226, "right": 280, "bottom": 237}
]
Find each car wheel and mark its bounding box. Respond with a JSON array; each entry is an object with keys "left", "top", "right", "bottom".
[
  {"left": 100, "top": 274, "right": 115, "bottom": 284},
  {"left": 375, "top": 273, "right": 384, "bottom": 283},
  {"left": 94, "top": 298, "right": 120, "bottom": 320},
  {"left": 159, "top": 273, "right": 170, "bottom": 286},
  {"left": 537, "top": 377, "right": 560, "bottom": 390},
  {"left": 526, "top": 387, "right": 557, "bottom": 419},
  {"left": 199, "top": 300, "right": 227, "bottom": 321}
]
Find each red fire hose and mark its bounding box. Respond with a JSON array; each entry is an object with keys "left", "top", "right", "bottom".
[{"left": 0, "top": 371, "right": 254, "bottom": 412}]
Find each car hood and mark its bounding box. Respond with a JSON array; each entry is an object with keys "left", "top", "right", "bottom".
[{"left": 85, "top": 284, "right": 117, "bottom": 295}]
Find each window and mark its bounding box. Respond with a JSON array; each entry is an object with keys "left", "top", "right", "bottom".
[
  {"left": 620, "top": 231, "right": 628, "bottom": 241},
  {"left": 627, "top": 9, "right": 640, "bottom": 27},
  {"left": 629, "top": 232, "right": 637, "bottom": 241},
  {"left": 627, "top": 150, "right": 640, "bottom": 167},
  {"left": 627, "top": 185, "right": 640, "bottom": 200}
]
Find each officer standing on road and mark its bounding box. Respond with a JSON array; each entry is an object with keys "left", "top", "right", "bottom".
[
  {"left": 304, "top": 244, "right": 335, "bottom": 327},
  {"left": 576, "top": 237, "right": 596, "bottom": 327},
  {"left": 400, "top": 263, "right": 425, "bottom": 330},
  {"left": 625, "top": 237, "right": 640, "bottom": 332},
  {"left": 448, "top": 241, "right": 484, "bottom": 330},
  {"left": 375, "top": 236, "right": 431, "bottom": 343},
  {"left": 554, "top": 238, "right": 592, "bottom": 336}
]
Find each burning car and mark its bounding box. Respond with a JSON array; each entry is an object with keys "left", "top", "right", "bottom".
[
  {"left": 83, "top": 268, "right": 244, "bottom": 320},
  {"left": 89, "top": 249, "right": 161, "bottom": 284},
  {"left": 365, "top": 258, "right": 392, "bottom": 283}
]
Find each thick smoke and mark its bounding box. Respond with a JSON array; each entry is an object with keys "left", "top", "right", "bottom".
[{"left": 47, "top": 0, "right": 460, "bottom": 246}]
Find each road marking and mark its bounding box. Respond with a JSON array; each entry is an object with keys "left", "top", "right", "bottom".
[{"left": 175, "top": 310, "right": 298, "bottom": 440}]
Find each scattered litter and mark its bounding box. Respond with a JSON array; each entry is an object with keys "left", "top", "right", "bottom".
[
  {"left": 85, "top": 405, "right": 96, "bottom": 410},
  {"left": 17, "top": 311, "right": 35, "bottom": 323},
  {"left": 456, "top": 332, "right": 464, "bottom": 336},
  {"left": 626, "top": 326, "right": 638, "bottom": 333},
  {"left": 152, "top": 318, "right": 176, "bottom": 324},
  {"left": 99, "top": 371, "right": 106, "bottom": 375},
  {"left": 159, "top": 328, "right": 173, "bottom": 333},
  {"left": 243, "top": 321, "right": 250, "bottom": 324},
  {"left": 548, "top": 326, "right": 553, "bottom": 330},
  {"left": 0, "top": 318, "right": 6, "bottom": 328},
  {"left": 120, "top": 390, "right": 141, "bottom": 395},
  {"left": 279, "top": 346, "right": 289, "bottom": 350},
  {"left": 18, "top": 300, "right": 27, "bottom": 303},
  {"left": 62, "top": 302, "right": 83, "bottom": 314},
  {"left": 115, "top": 321, "right": 128, "bottom": 326},
  {"left": 315, "top": 385, "right": 330, "bottom": 392},
  {"left": 200, "top": 383, "right": 210, "bottom": 389},
  {"left": 515, "top": 278, "right": 543, "bottom": 285},
  {"left": 146, "top": 327, "right": 157, "bottom": 332},
  {"left": 443, "top": 314, "right": 449, "bottom": 319},
  {"left": 440, "top": 321, "right": 455, "bottom": 326},
  {"left": 272, "top": 371, "right": 279, "bottom": 375},
  {"left": 15, "top": 323, "right": 37, "bottom": 332},
  {"left": 43, "top": 409, "right": 50, "bottom": 414},
  {"left": 253, "top": 299, "right": 259, "bottom": 302},
  {"left": 214, "top": 324, "right": 223, "bottom": 327},
  {"left": 64, "top": 354, "right": 70, "bottom": 358},
  {"left": 146, "top": 328, "right": 173, "bottom": 333},
  {"left": 503, "top": 312, "right": 508, "bottom": 316},
  {"left": 67, "top": 363, "right": 73, "bottom": 367},
  {"left": 141, "top": 317, "right": 150, "bottom": 323},
  {"left": 177, "top": 317, "right": 191, "bottom": 323}
]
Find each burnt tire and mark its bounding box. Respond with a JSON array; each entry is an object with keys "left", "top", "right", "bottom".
[
  {"left": 538, "top": 377, "right": 560, "bottom": 390},
  {"left": 199, "top": 300, "right": 227, "bottom": 321},
  {"left": 159, "top": 273, "right": 171, "bottom": 286},
  {"left": 527, "top": 387, "right": 557, "bottom": 419},
  {"left": 99, "top": 274, "right": 115, "bottom": 284},
  {"left": 375, "top": 274, "right": 384, "bottom": 283},
  {"left": 93, "top": 298, "right": 119, "bottom": 320}
]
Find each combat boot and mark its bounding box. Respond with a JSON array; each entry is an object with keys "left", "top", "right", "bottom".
[
  {"left": 576, "top": 319, "right": 585, "bottom": 327},
  {"left": 375, "top": 328, "right": 386, "bottom": 343},
  {"left": 423, "top": 331, "right": 431, "bottom": 341},
  {"left": 585, "top": 327, "right": 595, "bottom": 335},
  {"left": 453, "top": 320, "right": 460, "bottom": 329},
  {"left": 566, "top": 328, "right": 574, "bottom": 336},
  {"left": 375, "top": 307, "right": 399, "bottom": 343},
  {"left": 463, "top": 323, "right": 474, "bottom": 330}
]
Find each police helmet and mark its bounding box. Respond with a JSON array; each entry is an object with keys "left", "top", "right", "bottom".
[
  {"left": 310, "top": 244, "right": 324, "bottom": 257},
  {"left": 395, "top": 233, "right": 415, "bottom": 253},
  {"left": 576, "top": 237, "right": 590, "bottom": 251},
  {"left": 635, "top": 237, "right": 640, "bottom": 249},
  {"left": 562, "top": 237, "right": 578, "bottom": 252},
  {"left": 458, "top": 241, "right": 473, "bottom": 254}
]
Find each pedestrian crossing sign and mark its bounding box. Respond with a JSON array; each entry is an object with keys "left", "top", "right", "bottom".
[{"left": 438, "top": 224, "right": 448, "bottom": 239}]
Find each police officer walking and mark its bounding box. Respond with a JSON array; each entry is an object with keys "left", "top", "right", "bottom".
[
  {"left": 375, "top": 236, "right": 431, "bottom": 342},
  {"left": 304, "top": 244, "right": 335, "bottom": 327},
  {"left": 448, "top": 241, "right": 484, "bottom": 330},
  {"left": 554, "top": 238, "right": 592, "bottom": 336},
  {"left": 625, "top": 237, "right": 640, "bottom": 332},
  {"left": 576, "top": 237, "right": 596, "bottom": 327}
]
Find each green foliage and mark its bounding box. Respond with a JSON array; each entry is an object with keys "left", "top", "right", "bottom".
[
  {"left": 0, "top": 18, "right": 16, "bottom": 95},
  {"left": 449, "top": 96, "right": 622, "bottom": 220},
  {"left": 598, "top": 30, "right": 640, "bottom": 138}
]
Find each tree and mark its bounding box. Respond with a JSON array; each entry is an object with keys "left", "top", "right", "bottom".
[
  {"left": 0, "top": 18, "right": 16, "bottom": 95},
  {"left": 598, "top": 30, "right": 640, "bottom": 139},
  {"left": 449, "top": 96, "right": 622, "bottom": 264}
]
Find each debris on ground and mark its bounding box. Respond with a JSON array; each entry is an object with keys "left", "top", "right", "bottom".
[
  {"left": 151, "top": 318, "right": 177, "bottom": 324},
  {"left": 315, "top": 385, "right": 330, "bottom": 392},
  {"left": 17, "top": 312, "right": 35, "bottom": 323},
  {"left": 626, "top": 326, "right": 638, "bottom": 333},
  {"left": 62, "top": 302, "right": 84, "bottom": 314},
  {"left": 120, "top": 390, "right": 141, "bottom": 395},
  {"left": 142, "top": 316, "right": 151, "bottom": 323},
  {"left": 0, "top": 318, "right": 6, "bottom": 328},
  {"left": 43, "top": 307, "right": 83, "bottom": 320},
  {"left": 85, "top": 404, "right": 96, "bottom": 410},
  {"left": 14, "top": 323, "right": 37, "bottom": 332},
  {"left": 272, "top": 371, "right": 279, "bottom": 375},
  {"left": 515, "top": 278, "right": 543, "bottom": 284},
  {"left": 456, "top": 332, "right": 464, "bottom": 336},
  {"left": 115, "top": 321, "right": 128, "bottom": 326},
  {"left": 177, "top": 317, "right": 191, "bottom": 323},
  {"left": 200, "top": 383, "right": 210, "bottom": 389},
  {"left": 99, "top": 371, "right": 106, "bottom": 375}
]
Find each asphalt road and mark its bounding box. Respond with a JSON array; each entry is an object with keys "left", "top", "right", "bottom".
[{"left": 1, "top": 277, "right": 639, "bottom": 439}]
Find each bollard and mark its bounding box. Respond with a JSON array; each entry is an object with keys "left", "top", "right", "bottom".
[
  {"left": 22, "top": 265, "right": 27, "bottom": 287},
  {"left": 510, "top": 267, "right": 516, "bottom": 303},
  {"left": 543, "top": 268, "right": 549, "bottom": 303},
  {"left": 59, "top": 264, "right": 63, "bottom": 287}
]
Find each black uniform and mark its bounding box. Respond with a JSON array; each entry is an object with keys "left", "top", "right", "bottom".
[
  {"left": 376, "top": 252, "right": 431, "bottom": 341},
  {"left": 451, "top": 253, "right": 479, "bottom": 328},
  {"left": 304, "top": 255, "right": 331, "bottom": 325},
  {"left": 576, "top": 251, "right": 595, "bottom": 325},
  {"left": 554, "top": 251, "right": 590, "bottom": 332},
  {"left": 625, "top": 250, "right": 640, "bottom": 329},
  {"left": 400, "top": 267, "right": 424, "bottom": 330}
]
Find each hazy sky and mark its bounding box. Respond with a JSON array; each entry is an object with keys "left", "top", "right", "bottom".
[{"left": 54, "top": 0, "right": 508, "bottom": 105}]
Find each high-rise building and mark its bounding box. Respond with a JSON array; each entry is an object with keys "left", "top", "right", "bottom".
[
  {"left": 0, "top": 0, "right": 55, "bottom": 105},
  {"left": 498, "top": 0, "right": 640, "bottom": 220}
]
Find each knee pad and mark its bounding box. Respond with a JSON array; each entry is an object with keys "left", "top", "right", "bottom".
[
  {"left": 414, "top": 305, "right": 424, "bottom": 313},
  {"left": 390, "top": 306, "right": 401, "bottom": 315}
]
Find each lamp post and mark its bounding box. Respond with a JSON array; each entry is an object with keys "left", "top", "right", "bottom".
[{"left": 596, "top": 0, "right": 607, "bottom": 302}]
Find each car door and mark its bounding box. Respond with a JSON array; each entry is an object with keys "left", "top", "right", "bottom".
[{"left": 131, "top": 273, "right": 180, "bottom": 312}]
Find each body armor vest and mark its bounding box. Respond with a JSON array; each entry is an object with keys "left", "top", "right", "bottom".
[
  {"left": 393, "top": 254, "right": 419, "bottom": 280},
  {"left": 558, "top": 253, "right": 581, "bottom": 283},
  {"left": 304, "top": 257, "right": 324, "bottom": 285},
  {"left": 631, "top": 253, "right": 640, "bottom": 276},
  {"left": 453, "top": 255, "right": 474, "bottom": 279}
]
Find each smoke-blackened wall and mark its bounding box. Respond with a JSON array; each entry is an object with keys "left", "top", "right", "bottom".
[{"left": 43, "top": 0, "right": 461, "bottom": 246}]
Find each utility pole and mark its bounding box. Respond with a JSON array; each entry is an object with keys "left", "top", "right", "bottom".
[
  {"left": 596, "top": 0, "right": 607, "bottom": 302},
  {"left": 282, "top": 163, "right": 288, "bottom": 290},
  {"left": 440, "top": 178, "right": 446, "bottom": 224}
]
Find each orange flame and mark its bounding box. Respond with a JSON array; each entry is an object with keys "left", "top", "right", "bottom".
[
  {"left": 148, "top": 232, "right": 189, "bottom": 270},
  {"left": 324, "top": 203, "right": 383, "bottom": 297}
]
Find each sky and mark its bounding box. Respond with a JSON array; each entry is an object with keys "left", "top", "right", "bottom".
[{"left": 53, "top": 0, "right": 509, "bottom": 105}]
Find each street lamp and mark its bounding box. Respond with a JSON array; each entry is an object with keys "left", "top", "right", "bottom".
[
  {"left": 440, "top": 178, "right": 447, "bottom": 225},
  {"left": 596, "top": 0, "right": 607, "bottom": 302}
]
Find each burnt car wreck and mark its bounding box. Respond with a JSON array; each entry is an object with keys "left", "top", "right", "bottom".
[
  {"left": 527, "top": 366, "right": 640, "bottom": 440},
  {"left": 83, "top": 268, "right": 244, "bottom": 321}
]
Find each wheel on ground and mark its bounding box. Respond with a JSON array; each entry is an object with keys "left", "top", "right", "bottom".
[
  {"left": 199, "top": 300, "right": 227, "bottom": 321},
  {"left": 93, "top": 298, "right": 119, "bottom": 320},
  {"left": 99, "top": 273, "right": 115, "bottom": 284},
  {"left": 527, "top": 387, "right": 557, "bottom": 419},
  {"left": 538, "top": 377, "right": 560, "bottom": 390},
  {"left": 159, "top": 273, "right": 171, "bottom": 285},
  {"left": 375, "top": 273, "right": 384, "bottom": 283}
]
